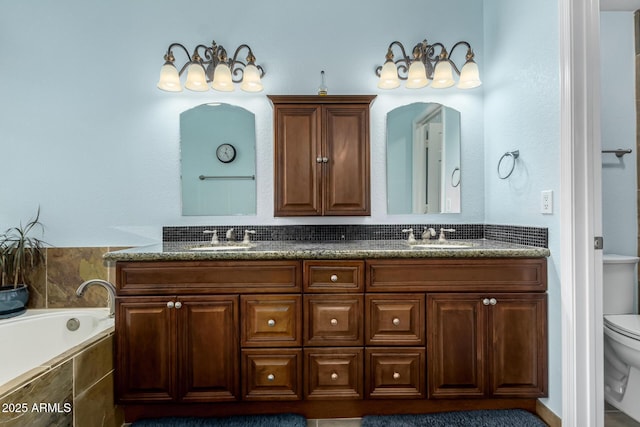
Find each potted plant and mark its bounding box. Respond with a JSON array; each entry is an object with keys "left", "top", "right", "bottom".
[{"left": 0, "top": 208, "right": 46, "bottom": 318}]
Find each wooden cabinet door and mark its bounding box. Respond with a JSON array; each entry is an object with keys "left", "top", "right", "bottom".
[
  {"left": 427, "top": 294, "right": 486, "bottom": 398},
  {"left": 241, "top": 294, "right": 302, "bottom": 347},
  {"left": 365, "top": 347, "right": 426, "bottom": 399},
  {"left": 366, "top": 294, "right": 425, "bottom": 346},
  {"left": 177, "top": 296, "right": 239, "bottom": 402},
  {"left": 322, "top": 104, "right": 370, "bottom": 215},
  {"left": 273, "top": 105, "right": 322, "bottom": 216},
  {"left": 305, "top": 347, "right": 363, "bottom": 400},
  {"left": 116, "top": 297, "right": 176, "bottom": 403},
  {"left": 242, "top": 349, "right": 302, "bottom": 400},
  {"left": 488, "top": 293, "right": 548, "bottom": 397}
]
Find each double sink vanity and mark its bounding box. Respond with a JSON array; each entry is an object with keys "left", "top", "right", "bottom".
[{"left": 105, "top": 227, "right": 549, "bottom": 421}]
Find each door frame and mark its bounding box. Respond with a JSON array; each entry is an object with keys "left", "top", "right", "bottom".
[{"left": 559, "top": 0, "right": 604, "bottom": 426}]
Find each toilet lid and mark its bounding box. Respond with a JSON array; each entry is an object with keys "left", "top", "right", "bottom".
[{"left": 604, "top": 315, "right": 640, "bottom": 340}]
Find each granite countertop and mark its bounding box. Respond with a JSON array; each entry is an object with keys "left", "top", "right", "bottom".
[{"left": 103, "top": 239, "right": 550, "bottom": 262}]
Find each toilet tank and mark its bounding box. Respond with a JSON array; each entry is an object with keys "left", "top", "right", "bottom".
[{"left": 603, "top": 254, "right": 640, "bottom": 315}]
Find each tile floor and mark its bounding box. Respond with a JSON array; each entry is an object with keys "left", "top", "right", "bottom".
[{"left": 605, "top": 403, "right": 640, "bottom": 427}]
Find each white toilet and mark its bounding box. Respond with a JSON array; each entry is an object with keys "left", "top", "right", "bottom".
[{"left": 603, "top": 253, "right": 640, "bottom": 422}]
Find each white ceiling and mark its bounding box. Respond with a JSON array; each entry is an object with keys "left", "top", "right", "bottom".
[{"left": 600, "top": 0, "right": 640, "bottom": 11}]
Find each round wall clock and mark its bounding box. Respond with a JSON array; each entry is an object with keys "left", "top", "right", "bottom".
[{"left": 216, "top": 143, "right": 236, "bottom": 163}]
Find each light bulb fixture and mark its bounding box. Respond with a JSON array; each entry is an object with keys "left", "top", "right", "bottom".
[
  {"left": 157, "top": 40, "right": 265, "bottom": 93},
  {"left": 375, "top": 39, "right": 481, "bottom": 90}
]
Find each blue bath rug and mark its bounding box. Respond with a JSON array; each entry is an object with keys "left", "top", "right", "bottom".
[
  {"left": 361, "top": 409, "right": 547, "bottom": 427},
  {"left": 131, "top": 413, "right": 306, "bottom": 427}
]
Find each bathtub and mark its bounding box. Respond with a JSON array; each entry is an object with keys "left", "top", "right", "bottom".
[{"left": 0, "top": 308, "right": 114, "bottom": 387}]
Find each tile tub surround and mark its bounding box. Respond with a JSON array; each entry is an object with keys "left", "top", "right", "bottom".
[
  {"left": 25, "top": 246, "right": 125, "bottom": 310},
  {"left": 0, "top": 334, "right": 122, "bottom": 427}
]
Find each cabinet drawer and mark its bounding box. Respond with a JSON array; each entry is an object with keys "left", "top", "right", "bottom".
[
  {"left": 241, "top": 295, "right": 302, "bottom": 347},
  {"left": 367, "top": 258, "right": 547, "bottom": 292},
  {"left": 242, "top": 349, "right": 302, "bottom": 401},
  {"left": 116, "top": 260, "right": 301, "bottom": 295},
  {"left": 365, "top": 348, "right": 425, "bottom": 399},
  {"left": 304, "top": 260, "right": 364, "bottom": 292},
  {"left": 304, "top": 347, "right": 363, "bottom": 400},
  {"left": 366, "top": 294, "right": 425, "bottom": 345},
  {"left": 304, "top": 294, "right": 363, "bottom": 346}
]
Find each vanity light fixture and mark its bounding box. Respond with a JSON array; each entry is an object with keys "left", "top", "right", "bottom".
[
  {"left": 375, "top": 39, "right": 481, "bottom": 90},
  {"left": 157, "top": 40, "right": 265, "bottom": 93}
]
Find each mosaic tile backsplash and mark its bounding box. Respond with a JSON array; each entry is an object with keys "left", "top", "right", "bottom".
[{"left": 163, "top": 224, "right": 548, "bottom": 248}]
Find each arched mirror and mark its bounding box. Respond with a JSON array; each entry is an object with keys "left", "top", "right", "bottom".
[
  {"left": 387, "top": 103, "right": 461, "bottom": 214},
  {"left": 180, "top": 103, "right": 256, "bottom": 215}
]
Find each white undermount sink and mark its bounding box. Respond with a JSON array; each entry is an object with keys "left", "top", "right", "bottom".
[
  {"left": 408, "top": 242, "right": 475, "bottom": 249},
  {"left": 190, "top": 244, "right": 254, "bottom": 251}
]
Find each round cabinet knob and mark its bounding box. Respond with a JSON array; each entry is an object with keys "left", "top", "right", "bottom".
[
  {"left": 267, "top": 374, "right": 275, "bottom": 381},
  {"left": 482, "top": 298, "right": 490, "bottom": 306},
  {"left": 316, "top": 157, "right": 323, "bottom": 163},
  {"left": 167, "top": 301, "right": 175, "bottom": 309},
  {"left": 322, "top": 157, "right": 329, "bottom": 163},
  {"left": 267, "top": 319, "right": 276, "bottom": 327},
  {"left": 174, "top": 302, "right": 182, "bottom": 309},
  {"left": 489, "top": 298, "right": 497, "bottom": 306},
  {"left": 331, "top": 372, "right": 339, "bottom": 380},
  {"left": 393, "top": 372, "right": 400, "bottom": 380},
  {"left": 392, "top": 318, "right": 400, "bottom": 326},
  {"left": 330, "top": 318, "right": 338, "bottom": 326},
  {"left": 330, "top": 274, "right": 338, "bottom": 282}
]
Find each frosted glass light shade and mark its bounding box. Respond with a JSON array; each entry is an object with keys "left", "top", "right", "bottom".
[
  {"left": 431, "top": 61, "right": 455, "bottom": 89},
  {"left": 405, "top": 60, "right": 430, "bottom": 89},
  {"left": 212, "top": 63, "right": 234, "bottom": 92},
  {"left": 457, "top": 61, "right": 482, "bottom": 89},
  {"left": 377, "top": 61, "right": 400, "bottom": 89},
  {"left": 157, "top": 63, "right": 182, "bottom": 92},
  {"left": 240, "top": 64, "right": 263, "bottom": 92},
  {"left": 184, "top": 63, "right": 208, "bottom": 91}
]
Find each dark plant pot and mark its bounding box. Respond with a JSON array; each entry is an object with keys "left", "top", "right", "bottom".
[{"left": 0, "top": 285, "right": 29, "bottom": 319}]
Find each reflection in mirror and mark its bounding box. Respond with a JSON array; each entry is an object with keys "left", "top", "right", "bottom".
[
  {"left": 181, "top": 103, "right": 256, "bottom": 215},
  {"left": 387, "top": 103, "right": 461, "bottom": 214}
]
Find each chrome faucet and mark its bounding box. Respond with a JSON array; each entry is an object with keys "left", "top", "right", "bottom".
[
  {"left": 439, "top": 228, "right": 456, "bottom": 242},
  {"left": 226, "top": 228, "right": 236, "bottom": 242},
  {"left": 422, "top": 227, "right": 436, "bottom": 240},
  {"left": 76, "top": 279, "right": 117, "bottom": 318}
]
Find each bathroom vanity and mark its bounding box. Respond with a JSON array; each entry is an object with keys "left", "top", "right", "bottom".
[{"left": 107, "top": 240, "right": 548, "bottom": 421}]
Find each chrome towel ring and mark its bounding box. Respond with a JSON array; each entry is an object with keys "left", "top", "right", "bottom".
[
  {"left": 451, "top": 167, "right": 461, "bottom": 187},
  {"left": 497, "top": 150, "right": 519, "bottom": 179}
]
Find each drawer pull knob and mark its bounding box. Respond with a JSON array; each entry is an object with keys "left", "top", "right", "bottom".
[
  {"left": 392, "top": 318, "right": 400, "bottom": 326},
  {"left": 267, "top": 319, "right": 276, "bottom": 327},
  {"left": 330, "top": 274, "right": 338, "bottom": 282},
  {"left": 174, "top": 302, "right": 182, "bottom": 309},
  {"left": 393, "top": 372, "right": 400, "bottom": 380},
  {"left": 482, "top": 298, "right": 490, "bottom": 306},
  {"left": 331, "top": 372, "right": 339, "bottom": 380},
  {"left": 330, "top": 318, "right": 338, "bottom": 326},
  {"left": 267, "top": 374, "right": 275, "bottom": 381},
  {"left": 167, "top": 301, "right": 175, "bottom": 309},
  {"left": 489, "top": 298, "right": 497, "bottom": 305}
]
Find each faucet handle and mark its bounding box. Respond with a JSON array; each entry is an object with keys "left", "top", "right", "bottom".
[
  {"left": 401, "top": 228, "right": 416, "bottom": 244},
  {"left": 243, "top": 230, "right": 256, "bottom": 244},
  {"left": 422, "top": 227, "right": 436, "bottom": 240},
  {"left": 203, "top": 230, "right": 219, "bottom": 244},
  {"left": 439, "top": 228, "right": 456, "bottom": 242}
]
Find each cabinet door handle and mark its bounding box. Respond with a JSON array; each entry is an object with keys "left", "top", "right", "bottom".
[
  {"left": 330, "top": 274, "right": 338, "bottom": 282},
  {"left": 330, "top": 318, "right": 338, "bottom": 326},
  {"left": 167, "top": 301, "right": 175, "bottom": 309},
  {"left": 392, "top": 317, "right": 401, "bottom": 326},
  {"left": 489, "top": 298, "right": 497, "bottom": 305},
  {"left": 392, "top": 372, "right": 400, "bottom": 380},
  {"left": 267, "top": 319, "right": 276, "bottom": 327},
  {"left": 331, "top": 372, "right": 339, "bottom": 380},
  {"left": 174, "top": 301, "right": 182, "bottom": 309},
  {"left": 482, "top": 298, "right": 490, "bottom": 306},
  {"left": 267, "top": 374, "right": 275, "bottom": 381}
]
